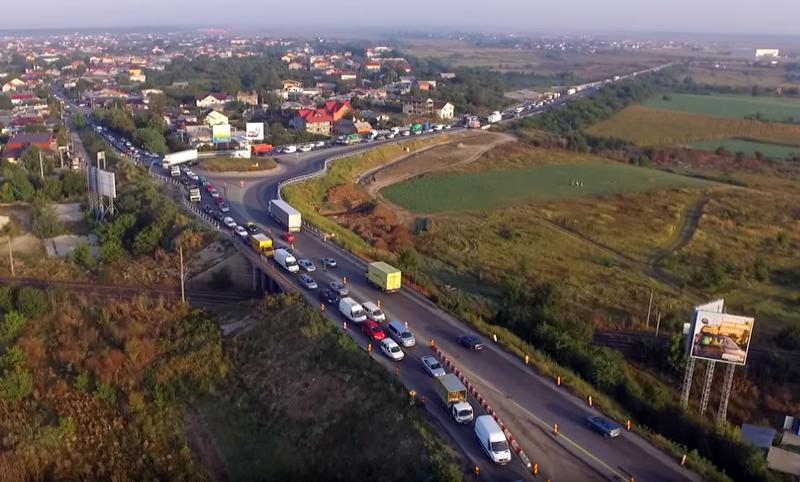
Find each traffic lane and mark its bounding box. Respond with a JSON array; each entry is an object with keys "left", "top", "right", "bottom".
[
  {"left": 288, "top": 281, "right": 534, "bottom": 482},
  {"left": 286, "top": 231, "right": 695, "bottom": 482}
]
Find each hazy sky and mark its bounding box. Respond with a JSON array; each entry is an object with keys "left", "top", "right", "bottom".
[{"left": 1, "top": 0, "right": 798, "bottom": 36}]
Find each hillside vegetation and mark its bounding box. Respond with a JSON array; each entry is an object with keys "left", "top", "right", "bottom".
[{"left": 195, "top": 294, "right": 463, "bottom": 482}]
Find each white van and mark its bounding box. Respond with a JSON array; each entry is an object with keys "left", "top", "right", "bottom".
[
  {"left": 274, "top": 248, "right": 299, "bottom": 273},
  {"left": 362, "top": 302, "right": 385, "bottom": 323},
  {"left": 338, "top": 297, "right": 367, "bottom": 323},
  {"left": 386, "top": 320, "right": 415, "bottom": 347},
  {"left": 474, "top": 415, "right": 512, "bottom": 464}
]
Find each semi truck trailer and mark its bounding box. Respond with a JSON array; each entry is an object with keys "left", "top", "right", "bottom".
[{"left": 269, "top": 200, "right": 302, "bottom": 232}]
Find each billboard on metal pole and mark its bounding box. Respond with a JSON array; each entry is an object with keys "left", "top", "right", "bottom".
[
  {"left": 245, "top": 122, "right": 264, "bottom": 141},
  {"left": 212, "top": 124, "right": 232, "bottom": 144},
  {"left": 97, "top": 169, "right": 117, "bottom": 198},
  {"left": 88, "top": 166, "right": 99, "bottom": 193},
  {"left": 690, "top": 311, "right": 754, "bottom": 366}
]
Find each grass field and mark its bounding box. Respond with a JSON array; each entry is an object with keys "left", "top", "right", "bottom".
[
  {"left": 382, "top": 163, "right": 712, "bottom": 213},
  {"left": 199, "top": 156, "right": 277, "bottom": 172},
  {"left": 691, "top": 138, "right": 800, "bottom": 160},
  {"left": 644, "top": 93, "right": 800, "bottom": 121},
  {"left": 684, "top": 65, "right": 800, "bottom": 90},
  {"left": 587, "top": 105, "right": 800, "bottom": 147}
]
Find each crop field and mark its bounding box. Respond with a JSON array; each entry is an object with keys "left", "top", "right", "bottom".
[
  {"left": 691, "top": 138, "right": 800, "bottom": 160},
  {"left": 643, "top": 93, "right": 800, "bottom": 121},
  {"left": 381, "top": 162, "right": 712, "bottom": 213},
  {"left": 685, "top": 65, "right": 799, "bottom": 89},
  {"left": 587, "top": 105, "right": 800, "bottom": 147}
]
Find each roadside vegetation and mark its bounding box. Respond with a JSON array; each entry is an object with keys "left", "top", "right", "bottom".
[
  {"left": 643, "top": 92, "right": 800, "bottom": 123},
  {"left": 199, "top": 156, "right": 277, "bottom": 173},
  {"left": 196, "top": 294, "right": 463, "bottom": 481}
]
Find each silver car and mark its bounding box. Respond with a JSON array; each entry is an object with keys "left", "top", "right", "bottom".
[
  {"left": 329, "top": 280, "right": 349, "bottom": 296},
  {"left": 298, "top": 259, "right": 316, "bottom": 272},
  {"left": 298, "top": 274, "right": 318, "bottom": 290},
  {"left": 421, "top": 355, "right": 446, "bottom": 377}
]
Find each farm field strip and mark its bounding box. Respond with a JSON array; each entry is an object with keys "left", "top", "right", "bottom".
[
  {"left": 690, "top": 138, "right": 800, "bottom": 160},
  {"left": 643, "top": 93, "right": 800, "bottom": 121}
]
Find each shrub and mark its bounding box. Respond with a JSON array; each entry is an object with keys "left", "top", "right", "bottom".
[
  {"left": 0, "top": 311, "right": 27, "bottom": 343},
  {"left": 210, "top": 266, "right": 233, "bottom": 290},
  {"left": 0, "top": 369, "right": 33, "bottom": 400},
  {"left": 15, "top": 287, "right": 48, "bottom": 319},
  {"left": 775, "top": 325, "right": 800, "bottom": 351}
]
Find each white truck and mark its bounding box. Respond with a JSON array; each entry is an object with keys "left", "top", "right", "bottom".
[
  {"left": 338, "top": 297, "right": 367, "bottom": 323},
  {"left": 170, "top": 165, "right": 181, "bottom": 177},
  {"left": 436, "top": 374, "right": 474, "bottom": 424},
  {"left": 161, "top": 149, "right": 198, "bottom": 169},
  {"left": 188, "top": 187, "right": 201, "bottom": 202},
  {"left": 486, "top": 111, "right": 502, "bottom": 124},
  {"left": 274, "top": 248, "right": 299, "bottom": 273},
  {"left": 269, "top": 200, "right": 301, "bottom": 232}
]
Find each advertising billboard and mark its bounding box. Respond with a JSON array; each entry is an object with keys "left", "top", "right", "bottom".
[
  {"left": 212, "top": 124, "right": 232, "bottom": 144},
  {"left": 87, "top": 166, "right": 98, "bottom": 193},
  {"left": 245, "top": 122, "right": 264, "bottom": 141},
  {"left": 97, "top": 169, "right": 117, "bottom": 198},
  {"left": 690, "top": 311, "right": 754, "bottom": 366}
]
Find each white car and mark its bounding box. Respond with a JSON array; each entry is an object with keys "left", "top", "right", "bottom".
[
  {"left": 298, "top": 273, "right": 318, "bottom": 290},
  {"left": 315, "top": 141, "right": 326, "bottom": 148},
  {"left": 380, "top": 338, "right": 404, "bottom": 361},
  {"left": 298, "top": 259, "right": 316, "bottom": 272},
  {"left": 210, "top": 189, "right": 220, "bottom": 198},
  {"left": 222, "top": 217, "right": 237, "bottom": 229},
  {"left": 298, "top": 144, "right": 313, "bottom": 152},
  {"left": 186, "top": 171, "right": 199, "bottom": 181},
  {"left": 234, "top": 226, "right": 248, "bottom": 238},
  {"left": 421, "top": 355, "right": 446, "bottom": 377},
  {"left": 386, "top": 133, "right": 396, "bottom": 139}
]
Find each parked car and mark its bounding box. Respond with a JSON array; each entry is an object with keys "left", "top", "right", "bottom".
[
  {"left": 585, "top": 416, "right": 622, "bottom": 438},
  {"left": 298, "top": 259, "right": 316, "bottom": 272},
  {"left": 421, "top": 355, "right": 446, "bottom": 377},
  {"left": 319, "top": 288, "right": 339, "bottom": 305},
  {"left": 202, "top": 205, "right": 214, "bottom": 214},
  {"left": 234, "top": 226, "right": 248, "bottom": 238},
  {"left": 218, "top": 202, "right": 230, "bottom": 213},
  {"left": 298, "top": 274, "right": 318, "bottom": 290},
  {"left": 281, "top": 232, "right": 296, "bottom": 243},
  {"left": 222, "top": 217, "right": 237, "bottom": 229},
  {"left": 329, "top": 280, "right": 349, "bottom": 297},
  {"left": 323, "top": 257, "right": 337, "bottom": 269},
  {"left": 361, "top": 320, "right": 386, "bottom": 342},
  {"left": 458, "top": 335, "right": 484, "bottom": 351},
  {"left": 380, "top": 338, "right": 404, "bottom": 361},
  {"left": 210, "top": 189, "right": 220, "bottom": 198}
]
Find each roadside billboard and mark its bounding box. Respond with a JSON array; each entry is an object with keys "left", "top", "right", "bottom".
[
  {"left": 245, "top": 122, "right": 264, "bottom": 141},
  {"left": 97, "top": 169, "right": 117, "bottom": 198},
  {"left": 690, "top": 311, "right": 754, "bottom": 366},
  {"left": 212, "top": 124, "right": 231, "bottom": 144}
]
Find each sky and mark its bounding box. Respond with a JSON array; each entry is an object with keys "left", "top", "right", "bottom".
[{"left": 1, "top": 0, "right": 798, "bottom": 36}]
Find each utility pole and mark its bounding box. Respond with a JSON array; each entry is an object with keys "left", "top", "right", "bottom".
[
  {"left": 655, "top": 311, "right": 662, "bottom": 338},
  {"left": 179, "top": 246, "right": 185, "bottom": 304},
  {"left": 7, "top": 235, "right": 14, "bottom": 277},
  {"left": 645, "top": 289, "right": 654, "bottom": 329},
  {"left": 39, "top": 151, "right": 45, "bottom": 179}
]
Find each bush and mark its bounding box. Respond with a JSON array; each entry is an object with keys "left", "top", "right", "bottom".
[
  {"left": 31, "top": 201, "right": 64, "bottom": 238},
  {"left": 70, "top": 242, "right": 96, "bottom": 270},
  {"left": 0, "top": 287, "right": 13, "bottom": 313},
  {"left": 15, "top": 287, "right": 48, "bottom": 319},
  {"left": 775, "top": 325, "right": 800, "bottom": 351},
  {"left": 0, "top": 369, "right": 33, "bottom": 400}
]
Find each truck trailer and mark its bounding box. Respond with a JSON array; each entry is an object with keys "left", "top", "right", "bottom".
[
  {"left": 269, "top": 200, "right": 302, "bottom": 232},
  {"left": 161, "top": 149, "right": 198, "bottom": 169},
  {"left": 366, "top": 262, "right": 401, "bottom": 292},
  {"left": 436, "top": 374, "right": 474, "bottom": 423},
  {"left": 188, "top": 187, "right": 201, "bottom": 202}
]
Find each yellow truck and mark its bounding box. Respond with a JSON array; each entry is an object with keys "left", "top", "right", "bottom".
[
  {"left": 250, "top": 233, "right": 274, "bottom": 257},
  {"left": 366, "top": 262, "right": 401, "bottom": 292}
]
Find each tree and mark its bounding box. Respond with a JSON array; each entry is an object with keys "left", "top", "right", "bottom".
[
  {"left": 753, "top": 257, "right": 769, "bottom": 282},
  {"left": 70, "top": 242, "right": 96, "bottom": 270},
  {"left": 56, "top": 126, "right": 69, "bottom": 147},
  {"left": 15, "top": 287, "right": 48, "bottom": 319},
  {"left": 61, "top": 171, "right": 87, "bottom": 198},
  {"left": 31, "top": 200, "right": 63, "bottom": 238},
  {"left": 72, "top": 112, "right": 86, "bottom": 128},
  {"left": 2, "top": 166, "right": 35, "bottom": 201},
  {"left": 0, "top": 94, "right": 12, "bottom": 110}
]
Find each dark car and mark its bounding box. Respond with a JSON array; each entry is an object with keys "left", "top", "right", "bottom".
[
  {"left": 322, "top": 257, "right": 337, "bottom": 269},
  {"left": 246, "top": 222, "right": 260, "bottom": 234},
  {"left": 211, "top": 211, "right": 225, "bottom": 221},
  {"left": 329, "top": 280, "right": 349, "bottom": 297},
  {"left": 319, "top": 289, "right": 339, "bottom": 305},
  {"left": 585, "top": 416, "right": 622, "bottom": 438},
  {"left": 458, "top": 335, "right": 484, "bottom": 351},
  {"left": 202, "top": 205, "right": 214, "bottom": 214}
]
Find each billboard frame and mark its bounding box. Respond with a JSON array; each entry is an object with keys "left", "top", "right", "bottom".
[
  {"left": 212, "top": 124, "right": 232, "bottom": 144},
  {"left": 689, "top": 310, "right": 754, "bottom": 366},
  {"left": 245, "top": 122, "right": 264, "bottom": 141}
]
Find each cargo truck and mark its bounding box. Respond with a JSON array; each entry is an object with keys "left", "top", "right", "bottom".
[
  {"left": 436, "top": 374, "right": 474, "bottom": 423},
  {"left": 188, "top": 187, "right": 201, "bottom": 202},
  {"left": 250, "top": 233, "right": 274, "bottom": 257},
  {"left": 170, "top": 165, "right": 181, "bottom": 177},
  {"left": 366, "top": 262, "right": 401, "bottom": 292},
  {"left": 269, "top": 200, "right": 302, "bottom": 232},
  {"left": 251, "top": 144, "right": 274, "bottom": 155},
  {"left": 410, "top": 123, "right": 422, "bottom": 135},
  {"left": 161, "top": 149, "right": 198, "bottom": 169}
]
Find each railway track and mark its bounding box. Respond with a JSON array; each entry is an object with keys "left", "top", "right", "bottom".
[{"left": 0, "top": 277, "right": 258, "bottom": 309}]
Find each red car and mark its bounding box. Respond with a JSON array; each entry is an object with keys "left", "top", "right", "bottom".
[
  {"left": 214, "top": 197, "right": 225, "bottom": 205},
  {"left": 281, "top": 232, "right": 296, "bottom": 243},
  {"left": 361, "top": 320, "right": 386, "bottom": 342},
  {"left": 205, "top": 183, "right": 215, "bottom": 193}
]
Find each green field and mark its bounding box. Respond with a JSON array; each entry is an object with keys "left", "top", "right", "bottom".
[
  {"left": 691, "top": 138, "right": 800, "bottom": 160},
  {"left": 382, "top": 163, "right": 711, "bottom": 213},
  {"left": 644, "top": 93, "right": 800, "bottom": 122}
]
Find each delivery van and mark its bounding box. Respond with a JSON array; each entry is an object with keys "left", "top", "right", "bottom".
[{"left": 474, "top": 415, "right": 512, "bottom": 464}]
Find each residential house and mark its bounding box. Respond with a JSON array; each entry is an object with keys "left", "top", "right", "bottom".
[
  {"left": 236, "top": 90, "right": 259, "bottom": 106},
  {"left": 195, "top": 93, "right": 230, "bottom": 108},
  {"left": 2, "top": 132, "right": 56, "bottom": 161},
  {"left": 440, "top": 72, "right": 456, "bottom": 80},
  {"left": 291, "top": 108, "right": 333, "bottom": 136},
  {"left": 282, "top": 79, "right": 303, "bottom": 94},
  {"left": 416, "top": 80, "right": 437, "bottom": 91},
  {"left": 10, "top": 92, "right": 38, "bottom": 105},
  {"left": 334, "top": 119, "right": 373, "bottom": 136},
  {"left": 364, "top": 61, "right": 381, "bottom": 72},
  {"left": 2, "top": 78, "right": 25, "bottom": 93},
  {"left": 128, "top": 69, "right": 146, "bottom": 83},
  {"left": 323, "top": 100, "right": 353, "bottom": 122},
  {"left": 202, "top": 110, "right": 229, "bottom": 127},
  {"left": 288, "top": 61, "right": 304, "bottom": 70},
  {"left": 402, "top": 97, "right": 455, "bottom": 119}
]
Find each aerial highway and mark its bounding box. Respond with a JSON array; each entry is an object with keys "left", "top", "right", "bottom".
[{"left": 66, "top": 62, "right": 694, "bottom": 481}]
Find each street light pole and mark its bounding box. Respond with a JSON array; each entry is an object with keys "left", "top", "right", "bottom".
[{"left": 179, "top": 246, "right": 185, "bottom": 304}]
